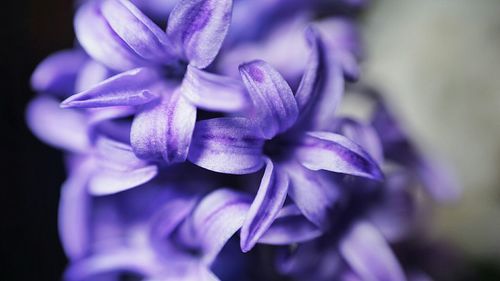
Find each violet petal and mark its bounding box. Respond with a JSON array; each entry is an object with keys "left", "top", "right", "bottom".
[
  {"left": 296, "top": 131, "right": 383, "bottom": 180},
  {"left": 285, "top": 161, "right": 340, "bottom": 228},
  {"left": 61, "top": 67, "right": 162, "bottom": 109},
  {"left": 31, "top": 49, "right": 88, "bottom": 96},
  {"left": 191, "top": 189, "right": 252, "bottom": 264},
  {"left": 131, "top": 88, "right": 196, "bottom": 163},
  {"left": 167, "top": 0, "right": 233, "bottom": 68},
  {"left": 258, "top": 204, "right": 322, "bottom": 245},
  {"left": 181, "top": 65, "right": 249, "bottom": 112},
  {"left": 188, "top": 117, "right": 265, "bottom": 174},
  {"left": 58, "top": 159, "right": 93, "bottom": 260},
  {"left": 26, "top": 96, "right": 90, "bottom": 153},
  {"left": 240, "top": 158, "right": 289, "bottom": 252},
  {"left": 74, "top": 1, "right": 147, "bottom": 70},
  {"left": 340, "top": 221, "right": 407, "bottom": 281},
  {"left": 239, "top": 60, "right": 299, "bottom": 139}
]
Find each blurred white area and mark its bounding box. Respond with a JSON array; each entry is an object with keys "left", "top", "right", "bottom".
[{"left": 362, "top": 0, "right": 500, "bottom": 258}]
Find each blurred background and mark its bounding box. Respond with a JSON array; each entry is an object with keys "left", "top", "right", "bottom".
[{"left": 3, "top": 0, "right": 500, "bottom": 280}]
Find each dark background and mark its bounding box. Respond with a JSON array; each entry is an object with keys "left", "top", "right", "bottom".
[{"left": 3, "top": 1, "right": 74, "bottom": 280}]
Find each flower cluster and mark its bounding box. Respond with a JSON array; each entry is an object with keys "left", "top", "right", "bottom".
[{"left": 27, "top": 0, "right": 460, "bottom": 280}]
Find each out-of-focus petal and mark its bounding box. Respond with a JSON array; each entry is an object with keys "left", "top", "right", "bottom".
[
  {"left": 191, "top": 189, "right": 252, "bottom": 264},
  {"left": 64, "top": 249, "right": 157, "bottom": 281},
  {"left": 61, "top": 67, "right": 162, "bottom": 109},
  {"left": 101, "top": 0, "right": 175, "bottom": 62},
  {"left": 295, "top": 26, "right": 325, "bottom": 112},
  {"left": 74, "top": 0, "right": 147, "bottom": 70},
  {"left": 415, "top": 155, "right": 462, "bottom": 202},
  {"left": 240, "top": 159, "right": 289, "bottom": 252},
  {"left": 31, "top": 49, "right": 88, "bottom": 96},
  {"left": 75, "top": 59, "right": 112, "bottom": 93},
  {"left": 239, "top": 60, "right": 299, "bottom": 139},
  {"left": 334, "top": 118, "right": 384, "bottom": 165},
  {"left": 188, "top": 117, "right": 265, "bottom": 174},
  {"left": 340, "top": 221, "right": 407, "bottom": 281},
  {"left": 167, "top": 0, "right": 233, "bottom": 68},
  {"left": 285, "top": 161, "right": 341, "bottom": 228},
  {"left": 58, "top": 159, "right": 93, "bottom": 260},
  {"left": 88, "top": 165, "right": 158, "bottom": 195},
  {"left": 180, "top": 65, "right": 248, "bottom": 112},
  {"left": 131, "top": 88, "right": 197, "bottom": 163},
  {"left": 26, "top": 96, "right": 90, "bottom": 153},
  {"left": 258, "top": 204, "right": 322, "bottom": 245},
  {"left": 296, "top": 131, "right": 383, "bottom": 180}
]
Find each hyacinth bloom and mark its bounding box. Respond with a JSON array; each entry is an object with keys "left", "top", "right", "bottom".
[
  {"left": 62, "top": 0, "right": 249, "bottom": 165},
  {"left": 26, "top": 0, "right": 461, "bottom": 280},
  {"left": 187, "top": 27, "right": 385, "bottom": 251}
]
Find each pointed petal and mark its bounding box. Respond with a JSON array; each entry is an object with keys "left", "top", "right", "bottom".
[
  {"left": 240, "top": 159, "right": 289, "bottom": 252},
  {"left": 58, "top": 159, "right": 93, "bottom": 260},
  {"left": 334, "top": 118, "right": 384, "bottom": 165},
  {"left": 258, "top": 204, "right": 322, "bottom": 245},
  {"left": 188, "top": 117, "right": 265, "bottom": 174},
  {"left": 101, "top": 0, "right": 175, "bottom": 62},
  {"left": 88, "top": 165, "right": 158, "bottom": 195},
  {"left": 296, "top": 131, "right": 384, "bottom": 180},
  {"left": 167, "top": 0, "right": 233, "bottom": 68},
  {"left": 31, "top": 49, "right": 88, "bottom": 96},
  {"left": 340, "top": 221, "right": 407, "bottom": 281},
  {"left": 285, "top": 161, "right": 341, "bottom": 228},
  {"left": 239, "top": 60, "right": 299, "bottom": 139},
  {"left": 181, "top": 65, "right": 249, "bottom": 112},
  {"left": 74, "top": 1, "right": 147, "bottom": 70},
  {"left": 61, "top": 67, "right": 162, "bottom": 108},
  {"left": 295, "top": 26, "right": 325, "bottom": 112},
  {"left": 26, "top": 96, "right": 90, "bottom": 153},
  {"left": 131, "top": 88, "right": 197, "bottom": 163},
  {"left": 191, "top": 189, "right": 252, "bottom": 264}
]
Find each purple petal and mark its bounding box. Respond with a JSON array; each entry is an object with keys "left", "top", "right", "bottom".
[
  {"left": 188, "top": 117, "right": 265, "bottom": 174},
  {"left": 334, "top": 118, "right": 384, "bottom": 165},
  {"left": 295, "top": 26, "right": 325, "bottom": 112},
  {"left": 64, "top": 249, "right": 158, "bottom": 281},
  {"left": 88, "top": 165, "right": 158, "bottom": 195},
  {"left": 101, "top": 0, "right": 175, "bottom": 62},
  {"left": 150, "top": 196, "right": 199, "bottom": 243},
  {"left": 131, "top": 88, "right": 197, "bottom": 163},
  {"left": 191, "top": 189, "right": 252, "bottom": 264},
  {"left": 75, "top": 59, "right": 112, "bottom": 93},
  {"left": 74, "top": 0, "right": 147, "bottom": 70},
  {"left": 240, "top": 159, "right": 289, "bottom": 252},
  {"left": 239, "top": 60, "right": 299, "bottom": 139},
  {"left": 296, "top": 131, "right": 383, "bottom": 180},
  {"left": 26, "top": 96, "right": 90, "bottom": 153},
  {"left": 340, "top": 221, "right": 407, "bottom": 281},
  {"left": 58, "top": 159, "right": 93, "bottom": 260},
  {"left": 369, "top": 172, "right": 415, "bottom": 242},
  {"left": 167, "top": 0, "right": 233, "bottom": 68},
  {"left": 258, "top": 204, "right": 322, "bottom": 245},
  {"left": 180, "top": 65, "right": 249, "bottom": 112},
  {"left": 415, "top": 155, "right": 461, "bottom": 202},
  {"left": 284, "top": 161, "right": 341, "bottom": 228},
  {"left": 88, "top": 137, "right": 158, "bottom": 195},
  {"left": 31, "top": 49, "right": 88, "bottom": 96},
  {"left": 61, "top": 67, "right": 162, "bottom": 108}
]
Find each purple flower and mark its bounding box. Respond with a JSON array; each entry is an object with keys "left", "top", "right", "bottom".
[
  {"left": 61, "top": 0, "right": 248, "bottom": 165},
  {"left": 187, "top": 28, "right": 383, "bottom": 252}
]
